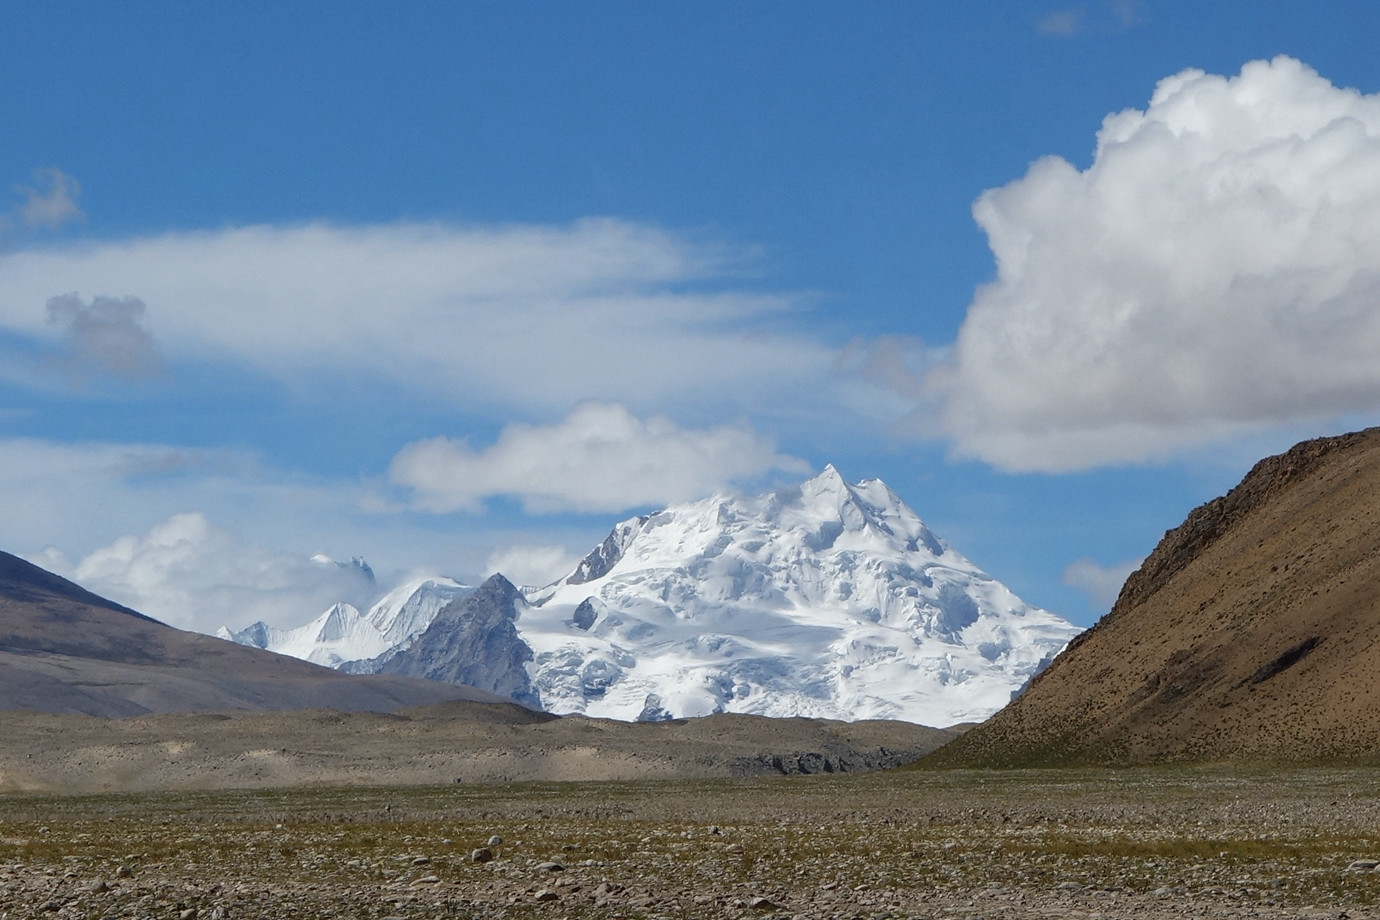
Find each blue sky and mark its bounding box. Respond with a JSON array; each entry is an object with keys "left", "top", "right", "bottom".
[{"left": 2, "top": 1, "right": 1378, "bottom": 632}]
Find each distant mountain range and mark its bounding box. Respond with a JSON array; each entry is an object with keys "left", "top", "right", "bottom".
[
  {"left": 223, "top": 466, "right": 1081, "bottom": 726},
  {"left": 926, "top": 428, "right": 1380, "bottom": 766},
  {"left": 218, "top": 576, "right": 470, "bottom": 668},
  {"left": 0, "top": 550, "right": 505, "bottom": 717}
]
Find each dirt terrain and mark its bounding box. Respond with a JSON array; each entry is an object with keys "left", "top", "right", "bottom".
[
  {"left": 933, "top": 427, "right": 1380, "bottom": 766},
  {"left": 4, "top": 766, "right": 1380, "bottom": 919},
  {"left": 0, "top": 704, "right": 955, "bottom": 793}
]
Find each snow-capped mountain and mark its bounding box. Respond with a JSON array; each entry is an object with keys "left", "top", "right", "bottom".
[
  {"left": 513, "top": 465, "right": 1080, "bottom": 725},
  {"left": 218, "top": 576, "right": 470, "bottom": 669},
  {"left": 339, "top": 467, "right": 1081, "bottom": 726}
]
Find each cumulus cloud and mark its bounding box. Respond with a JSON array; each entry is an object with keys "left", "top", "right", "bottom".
[
  {"left": 12, "top": 167, "right": 83, "bottom": 231},
  {"left": 389, "top": 401, "right": 809, "bottom": 514},
  {"left": 45, "top": 292, "right": 165, "bottom": 384},
  {"left": 484, "top": 544, "right": 585, "bottom": 588},
  {"left": 0, "top": 436, "right": 564, "bottom": 633},
  {"left": 1061, "top": 556, "right": 1143, "bottom": 611},
  {"left": 0, "top": 218, "right": 833, "bottom": 417},
  {"left": 43, "top": 512, "right": 379, "bottom": 632},
  {"left": 0, "top": 438, "right": 374, "bottom": 593},
  {"left": 932, "top": 56, "right": 1380, "bottom": 471}
]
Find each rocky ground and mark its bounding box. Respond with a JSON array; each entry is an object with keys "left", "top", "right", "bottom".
[{"left": 3, "top": 766, "right": 1380, "bottom": 919}]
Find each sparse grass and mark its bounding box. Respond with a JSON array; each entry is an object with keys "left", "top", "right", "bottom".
[{"left": 4, "top": 768, "right": 1380, "bottom": 917}]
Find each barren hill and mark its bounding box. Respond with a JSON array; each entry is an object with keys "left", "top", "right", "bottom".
[
  {"left": 0, "top": 551, "right": 507, "bottom": 716},
  {"left": 925, "top": 427, "right": 1380, "bottom": 766}
]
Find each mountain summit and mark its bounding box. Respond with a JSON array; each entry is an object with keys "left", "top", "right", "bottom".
[{"left": 513, "top": 466, "right": 1079, "bottom": 724}]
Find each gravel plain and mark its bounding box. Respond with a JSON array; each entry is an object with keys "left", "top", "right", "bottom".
[{"left": 3, "top": 766, "right": 1380, "bottom": 919}]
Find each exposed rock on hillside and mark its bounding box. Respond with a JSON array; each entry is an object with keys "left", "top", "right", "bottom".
[{"left": 369, "top": 574, "right": 540, "bottom": 707}]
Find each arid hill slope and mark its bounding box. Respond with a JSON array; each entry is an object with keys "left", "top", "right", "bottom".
[
  {"left": 926, "top": 428, "right": 1380, "bottom": 766},
  {"left": 0, "top": 551, "right": 506, "bottom": 716}
]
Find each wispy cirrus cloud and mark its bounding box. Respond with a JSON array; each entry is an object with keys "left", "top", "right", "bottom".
[
  {"left": 1037, "top": 2, "right": 1142, "bottom": 36},
  {"left": 927, "top": 57, "right": 1380, "bottom": 472},
  {"left": 17, "top": 168, "right": 83, "bottom": 230},
  {"left": 1036, "top": 8, "right": 1084, "bottom": 36},
  {"left": 0, "top": 218, "right": 835, "bottom": 419}
]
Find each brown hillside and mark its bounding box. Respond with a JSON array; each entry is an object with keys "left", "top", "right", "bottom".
[{"left": 926, "top": 427, "right": 1380, "bottom": 766}]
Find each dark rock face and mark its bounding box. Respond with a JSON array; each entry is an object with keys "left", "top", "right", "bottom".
[
  {"left": 636, "top": 693, "right": 674, "bottom": 722},
  {"left": 732, "top": 746, "right": 917, "bottom": 776},
  {"left": 571, "top": 599, "right": 597, "bottom": 631},
  {"left": 567, "top": 516, "right": 649, "bottom": 585},
  {"left": 375, "top": 574, "right": 539, "bottom": 708}
]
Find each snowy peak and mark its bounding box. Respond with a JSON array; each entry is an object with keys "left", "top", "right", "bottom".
[
  {"left": 366, "top": 576, "right": 469, "bottom": 646},
  {"left": 520, "top": 466, "right": 1081, "bottom": 725},
  {"left": 220, "top": 602, "right": 378, "bottom": 669},
  {"left": 218, "top": 575, "right": 471, "bottom": 669},
  {"left": 775, "top": 465, "right": 948, "bottom": 558}
]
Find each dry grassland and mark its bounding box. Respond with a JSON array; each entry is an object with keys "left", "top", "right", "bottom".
[{"left": 4, "top": 766, "right": 1380, "bottom": 919}]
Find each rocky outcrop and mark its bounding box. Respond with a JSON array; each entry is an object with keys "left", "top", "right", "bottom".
[
  {"left": 566, "top": 516, "right": 649, "bottom": 585},
  {"left": 373, "top": 574, "right": 539, "bottom": 707}
]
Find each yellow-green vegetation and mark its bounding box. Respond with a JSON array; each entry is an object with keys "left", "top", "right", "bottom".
[{"left": 3, "top": 767, "right": 1380, "bottom": 918}]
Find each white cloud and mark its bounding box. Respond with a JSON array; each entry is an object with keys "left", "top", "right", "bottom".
[
  {"left": 0, "top": 436, "right": 609, "bottom": 633},
  {"left": 932, "top": 56, "right": 1380, "bottom": 471},
  {"left": 0, "top": 218, "right": 834, "bottom": 418},
  {"left": 389, "top": 401, "right": 809, "bottom": 514},
  {"left": 0, "top": 438, "right": 417, "bottom": 604},
  {"left": 1061, "top": 556, "right": 1143, "bottom": 612},
  {"left": 484, "top": 544, "right": 584, "bottom": 588},
  {"left": 43, "top": 511, "right": 379, "bottom": 633},
  {"left": 44, "top": 510, "right": 378, "bottom": 634}
]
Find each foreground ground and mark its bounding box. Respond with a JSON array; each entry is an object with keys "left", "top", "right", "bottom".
[{"left": 2, "top": 766, "right": 1380, "bottom": 919}]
